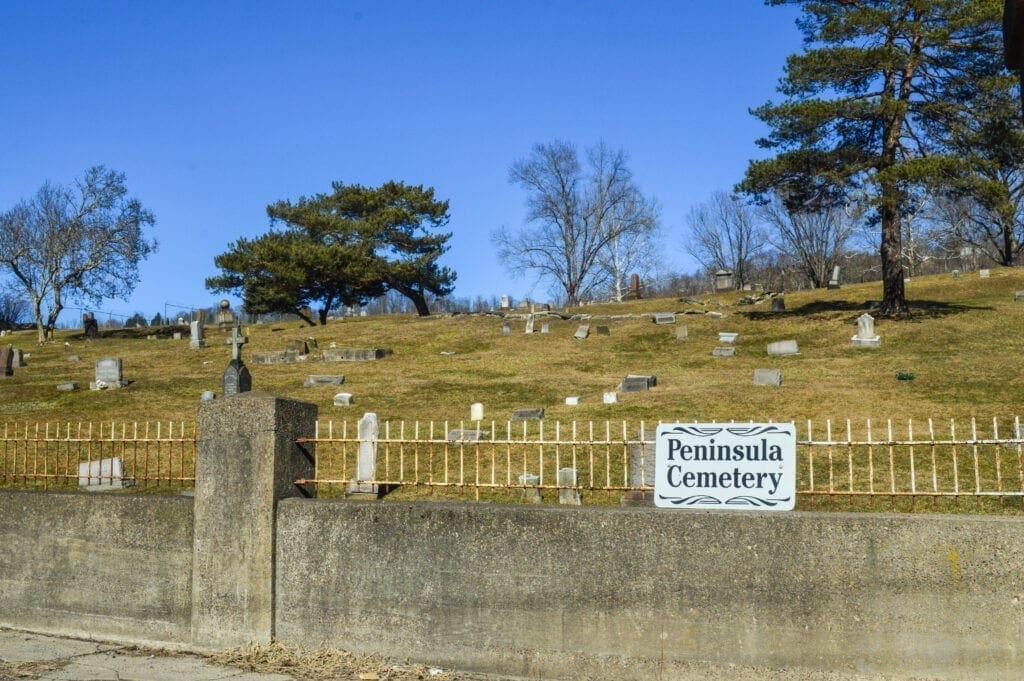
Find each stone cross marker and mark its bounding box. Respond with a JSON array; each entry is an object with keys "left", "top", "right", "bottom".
[{"left": 222, "top": 324, "right": 252, "bottom": 395}]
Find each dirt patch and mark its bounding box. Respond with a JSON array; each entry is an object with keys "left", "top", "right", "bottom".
[
  {"left": 207, "top": 641, "right": 457, "bottom": 680},
  {"left": 0, "top": 658, "right": 70, "bottom": 680}
]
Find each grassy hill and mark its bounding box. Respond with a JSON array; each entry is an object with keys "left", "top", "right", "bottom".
[{"left": 2, "top": 267, "right": 1022, "bottom": 429}]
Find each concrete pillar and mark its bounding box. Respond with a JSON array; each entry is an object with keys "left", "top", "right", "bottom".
[{"left": 191, "top": 392, "right": 316, "bottom": 648}]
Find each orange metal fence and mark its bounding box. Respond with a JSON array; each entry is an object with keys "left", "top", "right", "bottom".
[{"left": 0, "top": 422, "right": 196, "bottom": 491}]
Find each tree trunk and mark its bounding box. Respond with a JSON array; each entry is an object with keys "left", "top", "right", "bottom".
[
  {"left": 31, "top": 297, "right": 46, "bottom": 345},
  {"left": 879, "top": 180, "right": 909, "bottom": 316},
  {"left": 318, "top": 308, "right": 328, "bottom": 325},
  {"left": 296, "top": 309, "right": 317, "bottom": 326}
]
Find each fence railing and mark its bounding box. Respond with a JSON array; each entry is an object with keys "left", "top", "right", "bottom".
[
  {"left": 2, "top": 417, "right": 1022, "bottom": 509},
  {"left": 302, "top": 417, "right": 1024, "bottom": 507},
  {"left": 0, "top": 422, "right": 196, "bottom": 491}
]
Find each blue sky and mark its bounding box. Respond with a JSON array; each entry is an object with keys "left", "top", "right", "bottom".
[{"left": 1, "top": 1, "right": 802, "bottom": 322}]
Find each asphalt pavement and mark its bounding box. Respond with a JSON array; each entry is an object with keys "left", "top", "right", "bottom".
[{"left": 0, "top": 628, "right": 295, "bottom": 681}]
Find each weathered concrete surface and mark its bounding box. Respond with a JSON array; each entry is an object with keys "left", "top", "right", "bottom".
[
  {"left": 192, "top": 392, "right": 316, "bottom": 649},
  {"left": 275, "top": 501, "right": 1024, "bottom": 680},
  {"left": 0, "top": 490, "right": 193, "bottom": 645}
]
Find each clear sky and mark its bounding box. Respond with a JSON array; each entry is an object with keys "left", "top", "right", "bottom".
[{"left": 1, "top": 1, "right": 803, "bottom": 323}]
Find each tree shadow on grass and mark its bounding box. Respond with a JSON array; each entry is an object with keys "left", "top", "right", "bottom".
[{"left": 743, "top": 299, "right": 991, "bottom": 321}]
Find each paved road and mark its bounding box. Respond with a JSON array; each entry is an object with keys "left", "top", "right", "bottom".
[{"left": 0, "top": 629, "right": 296, "bottom": 681}]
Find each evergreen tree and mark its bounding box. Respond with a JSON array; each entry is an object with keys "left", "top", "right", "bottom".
[
  {"left": 741, "top": 0, "right": 1003, "bottom": 315},
  {"left": 208, "top": 181, "right": 455, "bottom": 322}
]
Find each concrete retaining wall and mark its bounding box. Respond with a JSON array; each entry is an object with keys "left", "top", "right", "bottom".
[
  {"left": 0, "top": 490, "right": 193, "bottom": 645},
  {"left": 1, "top": 394, "right": 1022, "bottom": 679},
  {"left": 276, "top": 500, "right": 1024, "bottom": 680}
]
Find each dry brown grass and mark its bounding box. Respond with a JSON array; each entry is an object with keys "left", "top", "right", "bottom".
[
  {"left": 2, "top": 267, "right": 1021, "bottom": 426},
  {"left": 207, "top": 641, "right": 457, "bottom": 680}
]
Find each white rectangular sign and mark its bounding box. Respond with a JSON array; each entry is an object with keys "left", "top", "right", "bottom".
[{"left": 655, "top": 423, "right": 796, "bottom": 510}]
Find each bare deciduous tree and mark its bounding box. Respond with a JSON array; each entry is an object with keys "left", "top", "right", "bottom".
[
  {"left": 758, "top": 193, "right": 856, "bottom": 288},
  {"left": 493, "top": 140, "right": 660, "bottom": 306},
  {"left": 0, "top": 166, "right": 156, "bottom": 342},
  {"left": 684, "top": 191, "right": 766, "bottom": 290}
]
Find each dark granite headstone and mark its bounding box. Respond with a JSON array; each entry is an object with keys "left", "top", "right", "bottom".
[
  {"left": 82, "top": 312, "right": 100, "bottom": 339},
  {"left": 0, "top": 345, "right": 12, "bottom": 377}
]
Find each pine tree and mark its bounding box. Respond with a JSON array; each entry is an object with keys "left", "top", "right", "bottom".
[{"left": 741, "top": 0, "right": 1003, "bottom": 315}]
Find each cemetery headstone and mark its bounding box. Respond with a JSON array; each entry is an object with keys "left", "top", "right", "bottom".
[
  {"left": 595, "top": 325, "right": 610, "bottom": 335},
  {"left": 980, "top": 269, "right": 991, "bottom": 278},
  {"left": 222, "top": 325, "right": 252, "bottom": 395},
  {"left": 714, "top": 269, "right": 734, "bottom": 291},
  {"left": 67, "top": 355, "right": 81, "bottom": 362},
  {"left": 333, "top": 393, "right": 354, "bottom": 406},
  {"left": 771, "top": 297, "right": 786, "bottom": 312},
  {"left": 850, "top": 313, "right": 882, "bottom": 347},
  {"left": 518, "top": 473, "right": 541, "bottom": 503},
  {"left": 201, "top": 390, "right": 216, "bottom": 401},
  {"left": 621, "top": 374, "right": 656, "bottom": 392},
  {"left": 321, "top": 348, "right": 392, "bottom": 361},
  {"left": 189, "top": 320, "right": 205, "bottom": 349},
  {"left": 500, "top": 295, "right": 511, "bottom": 309},
  {"left": 653, "top": 313, "right": 676, "bottom": 325},
  {"left": 828, "top": 266, "right": 841, "bottom": 289},
  {"left": 573, "top": 325, "right": 590, "bottom": 340},
  {"left": 525, "top": 316, "right": 535, "bottom": 334},
  {"left": 303, "top": 375, "right": 345, "bottom": 387},
  {"left": 470, "top": 403, "right": 484, "bottom": 421},
  {"left": 540, "top": 323, "right": 550, "bottom": 334},
  {"left": 518, "top": 300, "right": 531, "bottom": 311},
  {"left": 718, "top": 332, "right": 738, "bottom": 343},
  {"left": 603, "top": 391, "right": 618, "bottom": 404},
  {"left": 628, "top": 273, "right": 642, "bottom": 300},
  {"left": 173, "top": 332, "right": 182, "bottom": 341},
  {"left": 754, "top": 368, "right": 782, "bottom": 386},
  {"left": 251, "top": 350, "right": 302, "bottom": 365},
  {"left": 78, "top": 457, "right": 135, "bottom": 491},
  {"left": 952, "top": 270, "right": 960, "bottom": 279},
  {"left": 513, "top": 408, "right": 545, "bottom": 420},
  {"left": 712, "top": 346, "right": 736, "bottom": 357},
  {"left": 766, "top": 340, "right": 799, "bottom": 356},
  {"left": 11, "top": 348, "right": 24, "bottom": 367},
  {"left": 565, "top": 396, "right": 580, "bottom": 406},
  {"left": 446, "top": 429, "right": 489, "bottom": 442},
  {"left": 82, "top": 312, "right": 100, "bottom": 339},
  {"left": 1016, "top": 290, "right": 1024, "bottom": 303},
  {"left": 347, "top": 413, "right": 379, "bottom": 496},
  {"left": 502, "top": 323, "right": 511, "bottom": 335},
  {"left": 0, "top": 346, "right": 12, "bottom": 377},
  {"left": 675, "top": 325, "right": 689, "bottom": 340},
  {"left": 558, "top": 467, "right": 582, "bottom": 505},
  {"left": 216, "top": 299, "right": 235, "bottom": 332},
  {"left": 622, "top": 437, "right": 655, "bottom": 506},
  {"left": 90, "top": 357, "right": 124, "bottom": 390},
  {"left": 56, "top": 382, "right": 79, "bottom": 392},
  {"left": 287, "top": 339, "right": 309, "bottom": 354}
]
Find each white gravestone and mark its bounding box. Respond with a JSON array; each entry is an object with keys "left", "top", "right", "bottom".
[
  {"left": 470, "top": 402, "right": 484, "bottom": 421},
  {"left": 850, "top": 313, "right": 882, "bottom": 347},
  {"left": 766, "top": 340, "right": 799, "bottom": 356},
  {"left": 525, "top": 315, "right": 535, "bottom": 334},
  {"left": 347, "top": 412, "right": 379, "bottom": 495},
  {"left": 78, "top": 457, "right": 135, "bottom": 490},
  {"left": 189, "top": 320, "right": 205, "bottom": 349},
  {"left": 558, "top": 467, "right": 582, "bottom": 505}
]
